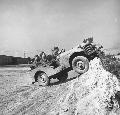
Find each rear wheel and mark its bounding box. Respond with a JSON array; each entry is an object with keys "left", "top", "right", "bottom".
[
  {"left": 36, "top": 72, "right": 49, "bottom": 86},
  {"left": 72, "top": 56, "right": 89, "bottom": 74}
]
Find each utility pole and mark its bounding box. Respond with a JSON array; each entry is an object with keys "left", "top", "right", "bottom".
[{"left": 24, "top": 51, "right": 26, "bottom": 58}]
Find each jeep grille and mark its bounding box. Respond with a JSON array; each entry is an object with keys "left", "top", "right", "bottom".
[{"left": 84, "top": 44, "right": 94, "bottom": 55}]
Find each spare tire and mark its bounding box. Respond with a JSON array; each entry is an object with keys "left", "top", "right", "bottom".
[{"left": 72, "top": 56, "right": 89, "bottom": 74}]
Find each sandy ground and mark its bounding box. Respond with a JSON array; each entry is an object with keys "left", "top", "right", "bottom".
[
  {"left": 1, "top": 58, "right": 120, "bottom": 115},
  {"left": 0, "top": 67, "right": 78, "bottom": 115}
]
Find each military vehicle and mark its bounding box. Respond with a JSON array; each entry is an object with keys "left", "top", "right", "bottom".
[{"left": 30, "top": 38, "right": 103, "bottom": 86}]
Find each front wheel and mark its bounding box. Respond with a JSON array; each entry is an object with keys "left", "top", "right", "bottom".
[
  {"left": 36, "top": 72, "right": 49, "bottom": 86},
  {"left": 72, "top": 56, "right": 89, "bottom": 74}
]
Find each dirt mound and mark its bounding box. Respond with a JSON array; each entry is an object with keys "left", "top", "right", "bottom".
[{"left": 48, "top": 57, "right": 120, "bottom": 115}]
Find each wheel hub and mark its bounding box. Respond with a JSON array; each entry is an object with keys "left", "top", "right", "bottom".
[
  {"left": 38, "top": 74, "right": 46, "bottom": 83},
  {"left": 41, "top": 75, "right": 46, "bottom": 82},
  {"left": 76, "top": 61, "right": 85, "bottom": 70}
]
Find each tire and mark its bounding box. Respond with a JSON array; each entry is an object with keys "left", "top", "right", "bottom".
[
  {"left": 36, "top": 72, "right": 49, "bottom": 86},
  {"left": 72, "top": 56, "right": 89, "bottom": 74}
]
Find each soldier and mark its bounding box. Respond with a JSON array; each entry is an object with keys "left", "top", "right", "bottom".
[
  {"left": 33, "top": 55, "right": 40, "bottom": 67},
  {"left": 52, "top": 46, "right": 59, "bottom": 58}
]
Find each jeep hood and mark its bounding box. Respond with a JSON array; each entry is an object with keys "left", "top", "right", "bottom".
[{"left": 58, "top": 46, "right": 83, "bottom": 58}]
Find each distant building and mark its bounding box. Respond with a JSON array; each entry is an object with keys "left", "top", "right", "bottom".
[
  {"left": 0, "top": 55, "right": 13, "bottom": 65},
  {"left": 15, "top": 57, "right": 28, "bottom": 64},
  {"left": 0, "top": 55, "right": 29, "bottom": 65}
]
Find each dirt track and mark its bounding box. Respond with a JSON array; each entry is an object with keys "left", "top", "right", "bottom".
[{"left": 0, "top": 68, "right": 77, "bottom": 115}]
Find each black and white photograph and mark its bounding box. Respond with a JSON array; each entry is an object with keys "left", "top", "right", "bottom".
[{"left": 0, "top": 0, "right": 120, "bottom": 114}]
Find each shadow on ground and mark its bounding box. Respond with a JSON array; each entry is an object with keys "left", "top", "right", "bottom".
[{"left": 49, "top": 76, "right": 77, "bottom": 86}]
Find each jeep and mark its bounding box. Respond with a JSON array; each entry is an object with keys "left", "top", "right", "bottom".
[{"left": 30, "top": 38, "right": 103, "bottom": 86}]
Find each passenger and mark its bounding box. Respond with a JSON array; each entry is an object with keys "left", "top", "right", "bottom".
[
  {"left": 33, "top": 55, "right": 40, "bottom": 67},
  {"left": 39, "top": 51, "right": 47, "bottom": 62}
]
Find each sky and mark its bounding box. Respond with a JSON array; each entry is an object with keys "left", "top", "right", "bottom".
[{"left": 0, "top": 0, "right": 120, "bottom": 57}]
